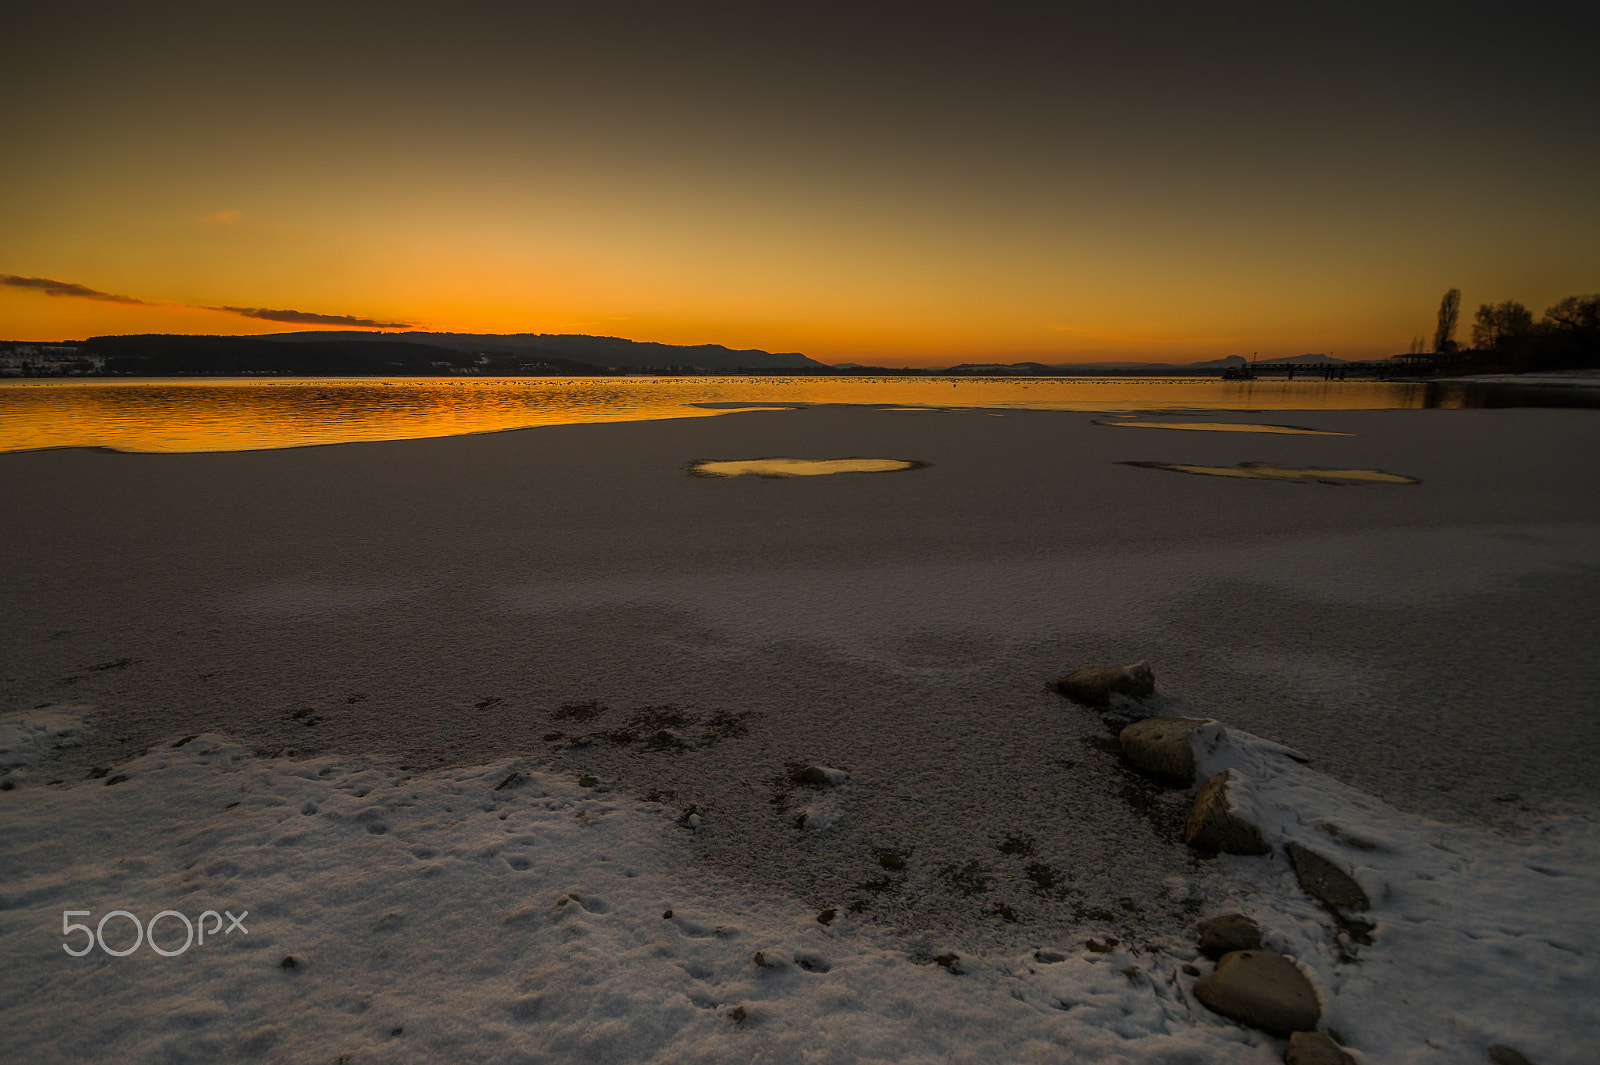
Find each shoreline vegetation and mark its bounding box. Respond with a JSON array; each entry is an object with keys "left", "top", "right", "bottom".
[{"left": 1401, "top": 290, "right": 1600, "bottom": 377}]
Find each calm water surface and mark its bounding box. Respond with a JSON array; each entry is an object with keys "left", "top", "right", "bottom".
[{"left": 0, "top": 375, "right": 1579, "bottom": 454}]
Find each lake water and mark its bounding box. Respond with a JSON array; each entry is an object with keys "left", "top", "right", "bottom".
[{"left": 0, "top": 375, "right": 1589, "bottom": 454}]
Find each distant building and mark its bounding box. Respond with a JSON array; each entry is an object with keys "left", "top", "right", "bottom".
[{"left": 0, "top": 343, "right": 105, "bottom": 376}]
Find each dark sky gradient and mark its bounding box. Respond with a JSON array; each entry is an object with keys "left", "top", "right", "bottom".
[{"left": 5, "top": 1, "right": 1596, "bottom": 362}]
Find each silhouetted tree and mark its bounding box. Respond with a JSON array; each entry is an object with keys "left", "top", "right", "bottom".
[
  {"left": 1471, "top": 300, "right": 1533, "bottom": 350},
  {"left": 1542, "top": 294, "right": 1599, "bottom": 337},
  {"left": 1433, "top": 288, "right": 1460, "bottom": 353},
  {"left": 1536, "top": 294, "right": 1600, "bottom": 367}
]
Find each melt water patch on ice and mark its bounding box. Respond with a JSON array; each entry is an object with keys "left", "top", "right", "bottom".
[
  {"left": 688, "top": 458, "right": 924, "bottom": 478},
  {"left": 1095, "top": 420, "right": 1353, "bottom": 436},
  {"left": 1124, "top": 461, "right": 1419, "bottom": 485},
  {"left": 1188, "top": 725, "right": 1600, "bottom": 1065}
]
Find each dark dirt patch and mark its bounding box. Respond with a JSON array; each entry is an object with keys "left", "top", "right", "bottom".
[
  {"left": 874, "top": 847, "right": 909, "bottom": 871},
  {"left": 997, "top": 834, "right": 1035, "bottom": 856},
  {"left": 1025, "top": 862, "right": 1059, "bottom": 894},
  {"left": 938, "top": 859, "right": 995, "bottom": 898},
  {"left": 553, "top": 702, "right": 606, "bottom": 723}
]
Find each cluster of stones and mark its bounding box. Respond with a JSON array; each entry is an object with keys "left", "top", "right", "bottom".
[
  {"left": 1056, "top": 662, "right": 1364, "bottom": 1064},
  {"left": 1192, "top": 914, "right": 1352, "bottom": 1064}
]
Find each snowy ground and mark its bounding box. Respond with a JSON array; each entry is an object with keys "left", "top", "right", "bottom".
[
  {"left": 3, "top": 708, "right": 1595, "bottom": 1064},
  {"left": 1446, "top": 370, "right": 1600, "bottom": 388},
  {"left": 3, "top": 406, "right": 1598, "bottom": 1063}
]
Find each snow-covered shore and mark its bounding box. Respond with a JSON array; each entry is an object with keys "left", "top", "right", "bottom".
[
  {"left": 1443, "top": 369, "right": 1600, "bottom": 389},
  {"left": 3, "top": 405, "right": 1598, "bottom": 1062}
]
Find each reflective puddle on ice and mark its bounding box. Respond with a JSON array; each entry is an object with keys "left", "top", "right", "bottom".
[
  {"left": 1124, "top": 461, "right": 1418, "bottom": 485},
  {"left": 689, "top": 458, "right": 925, "bottom": 478},
  {"left": 1096, "top": 419, "right": 1352, "bottom": 435}
]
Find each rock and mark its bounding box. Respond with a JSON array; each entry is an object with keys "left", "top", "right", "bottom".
[
  {"left": 791, "top": 765, "right": 849, "bottom": 786},
  {"left": 1198, "top": 913, "right": 1263, "bottom": 960},
  {"left": 1286, "top": 842, "right": 1370, "bottom": 912},
  {"left": 1193, "top": 950, "right": 1320, "bottom": 1038},
  {"left": 1487, "top": 1046, "right": 1537, "bottom": 1065},
  {"left": 1287, "top": 1031, "right": 1358, "bottom": 1065},
  {"left": 1120, "top": 716, "right": 1213, "bottom": 785},
  {"left": 1185, "top": 771, "right": 1270, "bottom": 855},
  {"left": 750, "top": 950, "right": 790, "bottom": 971},
  {"left": 1055, "top": 662, "right": 1155, "bottom": 707}
]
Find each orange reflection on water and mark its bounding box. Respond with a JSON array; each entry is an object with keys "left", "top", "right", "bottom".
[
  {"left": 689, "top": 458, "right": 921, "bottom": 478},
  {"left": 0, "top": 376, "right": 1437, "bottom": 454},
  {"left": 1126, "top": 461, "right": 1419, "bottom": 485},
  {"left": 1094, "top": 419, "right": 1352, "bottom": 435}
]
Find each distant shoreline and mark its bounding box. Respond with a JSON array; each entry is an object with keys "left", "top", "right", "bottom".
[{"left": 0, "top": 331, "right": 1409, "bottom": 379}]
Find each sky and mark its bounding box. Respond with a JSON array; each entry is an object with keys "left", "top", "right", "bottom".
[{"left": 4, "top": 1, "right": 1597, "bottom": 366}]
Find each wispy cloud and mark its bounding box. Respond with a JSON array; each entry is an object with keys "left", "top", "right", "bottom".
[
  {"left": 204, "top": 306, "right": 414, "bottom": 328},
  {"left": 3, "top": 271, "right": 414, "bottom": 329},
  {"left": 1, "top": 274, "right": 157, "bottom": 306}
]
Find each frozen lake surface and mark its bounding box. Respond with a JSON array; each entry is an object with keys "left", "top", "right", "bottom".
[{"left": 2, "top": 404, "right": 1597, "bottom": 1062}]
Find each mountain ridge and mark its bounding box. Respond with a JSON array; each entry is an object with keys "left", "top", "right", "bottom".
[{"left": 260, "top": 331, "right": 826, "bottom": 371}]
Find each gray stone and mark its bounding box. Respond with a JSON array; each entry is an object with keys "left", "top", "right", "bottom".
[
  {"left": 1193, "top": 950, "right": 1321, "bottom": 1038},
  {"left": 1286, "top": 842, "right": 1370, "bottom": 912},
  {"left": 1120, "top": 716, "right": 1212, "bottom": 785},
  {"left": 1198, "top": 913, "right": 1263, "bottom": 960},
  {"left": 1055, "top": 662, "right": 1155, "bottom": 707},
  {"left": 1185, "top": 771, "right": 1271, "bottom": 855},
  {"left": 791, "top": 765, "right": 848, "bottom": 786},
  {"left": 1287, "top": 1031, "right": 1358, "bottom": 1065},
  {"left": 1487, "top": 1047, "right": 1537, "bottom": 1065}
]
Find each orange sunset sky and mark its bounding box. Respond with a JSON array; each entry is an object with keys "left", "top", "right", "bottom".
[{"left": 4, "top": 1, "right": 1597, "bottom": 366}]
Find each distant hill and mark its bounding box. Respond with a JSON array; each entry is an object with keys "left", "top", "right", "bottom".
[
  {"left": 1159, "top": 353, "right": 1356, "bottom": 370},
  {"left": 1256, "top": 353, "right": 1351, "bottom": 366},
  {"left": 935, "top": 354, "right": 1366, "bottom": 375},
  {"left": 38, "top": 334, "right": 1374, "bottom": 377},
  {"left": 80, "top": 335, "right": 496, "bottom": 376},
  {"left": 1182, "top": 355, "right": 1251, "bottom": 370},
  {"left": 262, "top": 331, "right": 825, "bottom": 371},
  {"left": 940, "top": 358, "right": 1219, "bottom": 375},
  {"left": 941, "top": 361, "right": 1187, "bottom": 375},
  {"left": 68, "top": 331, "right": 825, "bottom": 375}
]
